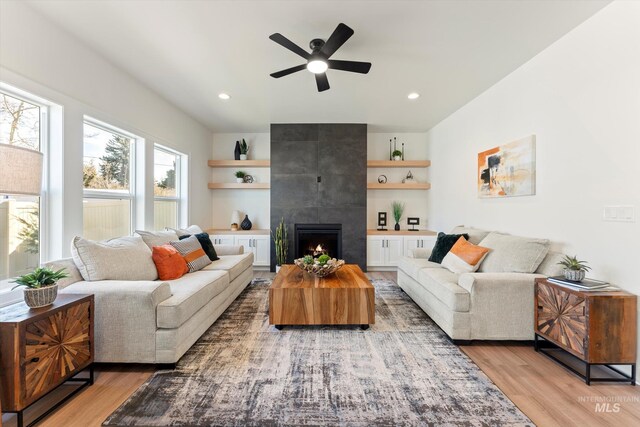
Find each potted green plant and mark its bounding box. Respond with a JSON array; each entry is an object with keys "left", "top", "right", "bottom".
[
  {"left": 392, "top": 201, "right": 405, "bottom": 231},
  {"left": 272, "top": 217, "right": 288, "bottom": 273},
  {"left": 392, "top": 149, "right": 403, "bottom": 161},
  {"left": 11, "top": 267, "right": 69, "bottom": 308},
  {"left": 558, "top": 255, "right": 591, "bottom": 282},
  {"left": 235, "top": 170, "right": 246, "bottom": 183},
  {"left": 239, "top": 139, "right": 249, "bottom": 160}
]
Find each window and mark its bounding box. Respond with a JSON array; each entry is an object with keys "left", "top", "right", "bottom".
[
  {"left": 154, "top": 145, "right": 182, "bottom": 230},
  {"left": 0, "top": 90, "right": 45, "bottom": 298},
  {"left": 83, "top": 120, "right": 135, "bottom": 240}
]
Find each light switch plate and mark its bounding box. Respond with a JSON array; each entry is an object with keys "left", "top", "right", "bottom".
[{"left": 603, "top": 205, "right": 635, "bottom": 222}]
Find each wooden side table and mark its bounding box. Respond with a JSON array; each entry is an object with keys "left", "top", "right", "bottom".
[
  {"left": 0, "top": 294, "right": 94, "bottom": 427},
  {"left": 534, "top": 278, "right": 636, "bottom": 385}
]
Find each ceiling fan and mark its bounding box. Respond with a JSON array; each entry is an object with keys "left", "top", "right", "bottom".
[{"left": 269, "top": 23, "right": 372, "bottom": 92}]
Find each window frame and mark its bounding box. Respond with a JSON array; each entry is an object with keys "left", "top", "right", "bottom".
[
  {"left": 82, "top": 117, "right": 138, "bottom": 237},
  {"left": 153, "top": 143, "right": 183, "bottom": 229}
]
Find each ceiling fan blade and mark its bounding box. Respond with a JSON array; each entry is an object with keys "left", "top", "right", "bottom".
[
  {"left": 270, "top": 64, "right": 307, "bottom": 78},
  {"left": 328, "top": 60, "right": 371, "bottom": 74},
  {"left": 269, "top": 33, "right": 310, "bottom": 59},
  {"left": 315, "top": 73, "right": 330, "bottom": 92},
  {"left": 320, "top": 23, "right": 354, "bottom": 58}
]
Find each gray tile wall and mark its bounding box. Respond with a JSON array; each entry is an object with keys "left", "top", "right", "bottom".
[{"left": 270, "top": 123, "right": 367, "bottom": 271}]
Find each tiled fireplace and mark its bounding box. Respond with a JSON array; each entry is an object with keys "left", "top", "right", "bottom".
[{"left": 294, "top": 223, "right": 342, "bottom": 259}]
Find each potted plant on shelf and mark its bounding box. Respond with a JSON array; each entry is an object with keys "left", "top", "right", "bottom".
[
  {"left": 239, "top": 139, "right": 249, "bottom": 160},
  {"left": 272, "top": 217, "right": 288, "bottom": 273},
  {"left": 392, "top": 201, "right": 404, "bottom": 231},
  {"left": 235, "top": 170, "right": 246, "bottom": 183},
  {"left": 392, "top": 149, "right": 403, "bottom": 161},
  {"left": 558, "top": 255, "right": 591, "bottom": 282},
  {"left": 11, "top": 267, "right": 69, "bottom": 308}
]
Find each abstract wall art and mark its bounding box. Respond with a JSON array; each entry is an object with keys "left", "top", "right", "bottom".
[{"left": 478, "top": 135, "right": 536, "bottom": 198}]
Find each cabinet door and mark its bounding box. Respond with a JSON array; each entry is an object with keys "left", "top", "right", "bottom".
[
  {"left": 253, "top": 236, "right": 271, "bottom": 266},
  {"left": 366, "top": 236, "right": 386, "bottom": 267},
  {"left": 385, "top": 236, "right": 404, "bottom": 266},
  {"left": 421, "top": 236, "right": 437, "bottom": 251},
  {"left": 210, "top": 235, "right": 235, "bottom": 246},
  {"left": 403, "top": 237, "right": 421, "bottom": 256},
  {"left": 235, "top": 236, "right": 252, "bottom": 253}
]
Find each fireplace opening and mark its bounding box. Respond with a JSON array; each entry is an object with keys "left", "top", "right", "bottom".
[{"left": 294, "top": 224, "right": 342, "bottom": 259}]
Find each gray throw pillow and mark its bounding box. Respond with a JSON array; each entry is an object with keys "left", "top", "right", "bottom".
[
  {"left": 170, "top": 235, "right": 212, "bottom": 272},
  {"left": 478, "top": 232, "right": 550, "bottom": 273}
]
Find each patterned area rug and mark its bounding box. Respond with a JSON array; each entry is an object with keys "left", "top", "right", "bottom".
[{"left": 104, "top": 278, "right": 532, "bottom": 426}]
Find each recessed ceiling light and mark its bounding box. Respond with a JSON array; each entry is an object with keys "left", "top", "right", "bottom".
[
  {"left": 408, "top": 93, "right": 420, "bottom": 100},
  {"left": 218, "top": 93, "right": 230, "bottom": 100}
]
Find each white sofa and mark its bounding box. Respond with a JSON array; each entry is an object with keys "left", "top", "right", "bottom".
[
  {"left": 397, "top": 226, "right": 564, "bottom": 342},
  {"left": 45, "top": 244, "right": 253, "bottom": 364}
]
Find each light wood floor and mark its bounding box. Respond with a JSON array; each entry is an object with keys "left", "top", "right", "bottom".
[{"left": 2, "top": 271, "right": 638, "bottom": 427}]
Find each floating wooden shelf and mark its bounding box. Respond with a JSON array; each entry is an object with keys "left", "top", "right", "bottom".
[
  {"left": 208, "top": 160, "right": 270, "bottom": 167},
  {"left": 208, "top": 183, "right": 270, "bottom": 189},
  {"left": 367, "top": 182, "right": 431, "bottom": 190},
  {"left": 367, "top": 160, "right": 431, "bottom": 168}
]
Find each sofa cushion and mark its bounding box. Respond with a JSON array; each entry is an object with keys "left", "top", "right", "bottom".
[
  {"left": 478, "top": 232, "right": 550, "bottom": 274},
  {"left": 136, "top": 230, "right": 179, "bottom": 249},
  {"left": 450, "top": 226, "right": 491, "bottom": 245},
  {"left": 441, "top": 237, "right": 491, "bottom": 274},
  {"left": 535, "top": 251, "right": 566, "bottom": 276},
  {"left": 428, "top": 232, "right": 469, "bottom": 264},
  {"left": 71, "top": 236, "right": 158, "bottom": 281},
  {"left": 202, "top": 252, "right": 253, "bottom": 282},
  {"left": 170, "top": 235, "right": 212, "bottom": 273},
  {"left": 43, "top": 258, "right": 83, "bottom": 289},
  {"left": 417, "top": 268, "right": 470, "bottom": 312},
  {"left": 157, "top": 270, "right": 229, "bottom": 329},
  {"left": 398, "top": 256, "right": 443, "bottom": 281}
]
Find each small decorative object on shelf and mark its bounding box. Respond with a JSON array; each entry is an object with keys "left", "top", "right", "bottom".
[
  {"left": 239, "top": 139, "right": 249, "bottom": 160},
  {"left": 402, "top": 170, "right": 415, "bottom": 183},
  {"left": 558, "top": 254, "right": 591, "bottom": 282},
  {"left": 240, "top": 215, "right": 253, "bottom": 230},
  {"left": 294, "top": 255, "right": 345, "bottom": 277},
  {"left": 407, "top": 217, "right": 420, "bottom": 231},
  {"left": 235, "top": 170, "right": 246, "bottom": 183},
  {"left": 392, "top": 201, "right": 404, "bottom": 231},
  {"left": 243, "top": 174, "right": 254, "bottom": 183},
  {"left": 234, "top": 141, "right": 241, "bottom": 160},
  {"left": 377, "top": 212, "right": 387, "bottom": 231},
  {"left": 230, "top": 210, "right": 241, "bottom": 231},
  {"left": 11, "top": 267, "right": 69, "bottom": 308},
  {"left": 377, "top": 174, "right": 387, "bottom": 184},
  {"left": 392, "top": 149, "right": 402, "bottom": 161},
  {"left": 272, "top": 217, "right": 288, "bottom": 273}
]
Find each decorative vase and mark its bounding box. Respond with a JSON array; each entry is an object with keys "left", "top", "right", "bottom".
[
  {"left": 275, "top": 265, "right": 281, "bottom": 274},
  {"left": 564, "top": 269, "right": 585, "bottom": 282},
  {"left": 236, "top": 177, "right": 244, "bottom": 183},
  {"left": 393, "top": 155, "right": 401, "bottom": 161},
  {"left": 240, "top": 154, "right": 247, "bottom": 160},
  {"left": 394, "top": 222, "right": 400, "bottom": 231},
  {"left": 241, "top": 215, "right": 252, "bottom": 230},
  {"left": 23, "top": 284, "right": 58, "bottom": 308},
  {"left": 234, "top": 141, "right": 241, "bottom": 160}
]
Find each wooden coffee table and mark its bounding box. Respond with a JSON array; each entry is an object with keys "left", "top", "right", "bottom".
[{"left": 269, "top": 264, "right": 375, "bottom": 329}]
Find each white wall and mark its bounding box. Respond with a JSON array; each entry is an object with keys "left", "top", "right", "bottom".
[
  {"left": 0, "top": 1, "right": 212, "bottom": 260},
  {"left": 426, "top": 1, "right": 640, "bottom": 366},
  {"left": 211, "top": 133, "right": 270, "bottom": 230},
  {"left": 367, "top": 133, "right": 430, "bottom": 229}
]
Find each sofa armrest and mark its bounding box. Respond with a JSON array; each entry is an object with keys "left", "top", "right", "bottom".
[
  {"left": 214, "top": 245, "right": 244, "bottom": 256},
  {"left": 408, "top": 248, "right": 432, "bottom": 259},
  {"left": 60, "top": 280, "right": 171, "bottom": 363},
  {"left": 458, "top": 272, "right": 545, "bottom": 339}
]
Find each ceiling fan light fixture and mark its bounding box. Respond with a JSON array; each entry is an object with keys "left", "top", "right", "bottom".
[
  {"left": 307, "top": 59, "right": 328, "bottom": 74},
  {"left": 407, "top": 92, "right": 420, "bottom": 100},
  {"left": 218, "top": 93, "right": 231, "bottom": 100}
]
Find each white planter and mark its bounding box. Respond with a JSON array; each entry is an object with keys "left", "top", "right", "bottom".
[
  {"left": 240, "top": 154, "right": 247, "bottom": 160},
  {"left": 393, "top": 156, "right": 402, "bottom": 161},
  {"left": 275, "top": 265, "right": 281, "bottom": 273},
  {"left": 236, "top": 178, "right": 244, "bottom": 183},
  {"left": 564, "top": 269, "right": 586, "bottom": 282}
]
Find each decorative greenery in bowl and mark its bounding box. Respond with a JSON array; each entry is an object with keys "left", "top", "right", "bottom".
[
  {"left": 235, "top": 170, "right": 246, "bottom": 183},
  {"left": 12, "top": 267, "right": 69, "bottom": 308},
  {"left": 558, "top": 255, "right": 591, "bottom": 282},
  {"left": 294, "top": 256, "right": 345, "bottom": 277},
  {"left": 239, "top": 139, "right": 249, "bottom": 160},
  {"left": 392, "top": 149, "right": 403, "bottom": 160}
]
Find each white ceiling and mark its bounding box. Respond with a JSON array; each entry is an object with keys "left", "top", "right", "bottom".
[{"left": 27, "top": 0, "right": 609, "bottom": 132}]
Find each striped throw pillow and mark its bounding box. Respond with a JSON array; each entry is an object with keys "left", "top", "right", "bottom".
[{"left": 170, "top": 235, "right": 212, "bottom": 272}]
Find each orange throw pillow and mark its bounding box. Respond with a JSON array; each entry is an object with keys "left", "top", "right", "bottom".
[
  {"left": 441, "top": 236, "right": 491, "bottom": 273},
  {"left": 152, "top": 244, "right": 189, "bottom": 280}
]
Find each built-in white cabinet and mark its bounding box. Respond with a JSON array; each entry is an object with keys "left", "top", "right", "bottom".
[
  {"left": 366, "top": 235, "right": 404, "bottom": 267},
  {"left": 367, "top": 234, "right": 436, "bottom": 268},
  {"left": 209, "top": 233, "right": 270, "bottom": 267}
]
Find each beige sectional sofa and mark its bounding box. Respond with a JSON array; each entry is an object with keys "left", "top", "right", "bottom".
[
  {"left": 45, "top": 242, "right": 253, "bottom": 364},
  {"left": 397, "top": 226, "right": 564, "bottom": 342}
]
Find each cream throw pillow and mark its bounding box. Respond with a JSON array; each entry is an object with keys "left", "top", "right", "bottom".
[
  {"left": 135, "top": 230, "right": 179, "bottom": 249},
  {"left": 478, "top": 232, "right": 550, "bottom": 273},
  {"left": 71, "top": 235, "right": 158, "bottom": 281},
  {"left": 167, "top": 225, "right": 204, "bottom": 237}
]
